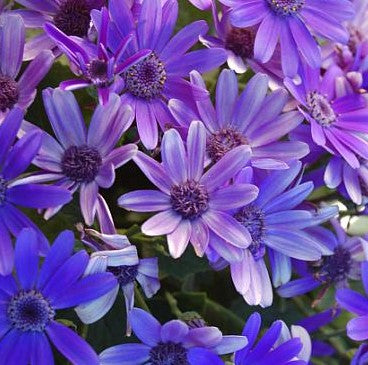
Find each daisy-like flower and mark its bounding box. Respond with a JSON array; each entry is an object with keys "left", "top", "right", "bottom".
[
  {"left": 118, "top": 120, "right": 258, "bottom": 259},
  {"left": 0, "top": 14, "right": 54, "bottom": 120},
  {"left": 107, "top": 0, "right": 227, "bottom": 149},
  {"left": 336, "top": 261, "right": 368, "bottom": 341},
  {"left": 169, "top": 70, "right": 309, "bottom": 169},
  {"left": 285, "top": 64, "right": 368, "bottom": 169},
  {"left": 13, "top": 0, "right": 105, "bottom": 60},
  {"left": 75, "top": 196, "right": 160, "bottom": 335},
  {"left": 278, "top": 219, "right": 367, "bottom": 300},
  {"left": 0, "top": 108, "right": 71, "bottom": 275},
  {"left": 234, "top": 312, "right": 311, "bottom": 365},
  {"left": 44, "top": 7, "right": 150, "bottom": 105},
  {"left": 208, "top": 162, "right": 337, "bottom": 307},
  {"left": 22, "top": 89, "right": 136, "bottom": 225},
  {"left": 0, "top": 228, "right": 117, "bottom": 365},
  {"left": 218, "top": 0, "right": 354, "bottom": 77},
  {"left": 99, "top": 307, "right": 248, "bottom": 365}
]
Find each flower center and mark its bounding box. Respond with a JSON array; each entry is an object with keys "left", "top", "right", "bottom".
[
  {"left": 268, "top": 0, "right": 305, "bottom": 15},
  {"left": 311, "top": 246, "right": 352, "bottom": 284},
  {"left": 53, "top": 0, "right": 91, "bottom": 37},
  {"left": 0, "top": 176, "right": 7, "bottom": 205},
  {"left": 306, "top": 91, "right": 337, "bottom": 127},
  {"left": 87, "top": 59, "right": 110, "bottom": 87},
  {"left": 149, "top": 342, "right": 189, "bottom": 365},
  {"left": 235, "top": 205, "right": 266, "bottom": 260},
  {"left": 207, "top": 128, "right": 248, "bottom": 162},
  {"left": 61, "top": 145, "right": 102, "bottom": 183},
  {"left": 124, "top": 53, "right": 167, "bottom": 100},
  {"left": 225, "top": 27, "right": 256, "bottom": 59},
  {"left": 170, "top": 180, "right": 209, "bottom": 220},
  {"left": 0, "top": 75, "right": 19, "bottom": 112},
  {"left": 108, "top": 265, "right": 139, "bottom": 286},
  {"left": 7, "top": 290, "right": 55, "bottom": 332}
]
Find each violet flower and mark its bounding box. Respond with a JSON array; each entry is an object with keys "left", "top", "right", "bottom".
[
  {"left": 13, "top": 0, "right": 105, "bottom": 60},
  {"left": 107, "top": 0, "right": 227, "bottom": 149},
  {"left": 44, "top": 7, "right": 150, "bottom": 105},
  {"left": 0, "top": 228, "right": 117, "bottom": 364},
  {"left": 99, "top": 307, "right": 248, "bottom": 364},
  {"left": 0, "top": 14, "right": 54, "bottom": 121},
  {"left": 119, "top": 120, "right": 258, "bottom": 259},
  {"left": 0, "top": 107, "right": 71, "bottom": 275},
  {"left": 218, "top": 0, "right": 354, "bottom": 77},
  {"left": 22, "top": 89, "right": 136, "bottom": 225},
  {"left": 169, "top": 69, "right": 309, "bottom": 169}
]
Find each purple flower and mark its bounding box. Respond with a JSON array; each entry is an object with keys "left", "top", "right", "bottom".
[
  {"left": 352, "top": 343, "right": 368, "bottom": 365},
  {"left": 13, "top": 0, "right": 105, "bottom": 60},
  {"left": 207, "top": 162, "right": 337, "bottom": 307},
  {"left": 118, "top": 120, "right": 258, "bottom": 259},
  {"left": 23, "top": 89, "right": 136, "bottom": 225},
  {"left": 169, "top": 69, "right": 309, "bottom": 169},
  {"left": 234, "top": 312, "right": 311, "bottom": 365},
  {"left": 336, "top": 261, "right": 368, "bottom": 341},
  {"left": 107, "top": 0, "right": 227, "bottom": 149},
  {"left": 0, "top": 108, "right": 71, "bottom": 275},
  {"left": 285, "top": 64, "right": 368, "bottom": 169},
  {"left": 278, "top": 219, "right": 367, "bottom": 300},
  {"left": 218, "top": 0, "right": 354, "bottom": 77},
  {"left": 75, "top": 196, "right": 160, "bottom": 335},
  {"left": 0, "top": 14, "right": 54, "bottom": 120},
  {"left": 0, "top": 228, "right": 117, "bottom": 364},
  {"left": 99, "top": 307, "right": 248, "bottom": 364},
  {"left": 44, "top": 7, "right": 150, "bottom": 105}
]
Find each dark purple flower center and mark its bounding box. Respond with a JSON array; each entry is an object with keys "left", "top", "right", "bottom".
[
  {"left": 124, "top": 52, "right": 167, "bottom": 99},
  {"left": 225, "top": 27, "right": 256, "bottom": 59},
  {"left": 0, "top": 176, "right": 7, "bottom": 205},
  {"left": 149, "top": 341, "right": 189, "bottom": 365},
  {"left": 8, "top": 290, "right": 55, "bottom": 332},
  {"left": 108, "top": 265, "right": 139, "bottom": 286},
  {"left": 53, "top": 0, "right": 91, "bottom": 37},
  {"left": 0, "top": 75, "right": 19, "bottom": 112},
  {"left": 310, "top": 246, "right": 352, "bottom": 284},
  {"left": 170, "top": 180, "right": 209, "bottom": 220},
  {"left": 87, "top": 59, "right": 110, "bottom": 87},
  {"left": 306, "top": 91, "right": 337, "bottom": 127},
  {"left": 61, "top": 145, "right": 102, "bottom": 183},
  {"left": 268, "top": 0, "right": 305, "bottom": 15},
  {"left": 235, "top": 205, "right": 266, "bottom": 260},
  {"left": 207, "top": 128, "right": 248, "bottom": 162}
]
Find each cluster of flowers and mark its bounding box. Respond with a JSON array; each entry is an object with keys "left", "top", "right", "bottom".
[{"left": 0, "top": 0, "right": 368, "bottom": 363}]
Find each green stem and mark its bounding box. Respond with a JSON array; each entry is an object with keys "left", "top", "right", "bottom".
[
  {"left": 165, "top": 292, "right": 183, "bottom": 318},
  {"left": 134, "top": 287, "right": 150, "bottom": 312}
]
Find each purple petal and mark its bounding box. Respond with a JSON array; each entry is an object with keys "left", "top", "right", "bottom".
[
  {"left": 210, "top": 184, "right": 258, "bottom": 210},
  {"left": 0, "top": 218, "right": 14, "bottom": 276},
  {"left": 336, "top": 289, "right": 368, "bottom": 316},
  {"left": 188, "top": 348, "right": 223, "bottom": 365},
  {"left": 135, "top": 99, "right": 158, "bottom": 150},
  {"left": 184, "top": 327, "right": 222, "bottom": 348},
  {"left": 278, "top": 276, "right": 320, "bottom": 297},
  {"left": 137, "top": 0, "right": 162, "bottom": 49},
  {"left": 167, "top": 219, "right": 192, "bottom": 258},
  {"left": 118, "top": 190, "right": 171, "bottom": 212},
  {"left": 229, "top": 2, "right": 268, "bottom": 28},
  {"left": 142, "top": 210, "right": 182, "bottom": 235},
  {"left": 187, "top": 121, "right": 206, "bottom": 181},
  {"left": 130, "top": 308, "right": 161, "bottom": 346},
  {"left": 347, "top": 316, "right": 368, "bottom": 341},
  {"left": 80, "top": 182, "right": 98, "bottom": 226},
  {"left": 161, "top": 320, "right": 189, "bottom": 343},
  {"left": 190, "top": 218, "right": 209, "bottom": 257},
  {"left": 99, "top": 343, "right": 151, "bottom": 365}
]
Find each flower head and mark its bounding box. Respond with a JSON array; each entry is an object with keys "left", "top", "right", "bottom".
[
  {"left": 219, "top": 0, "right": 354, "bottom": 77},
  {"left": 23, "top": 89, "right": 136, "bottom": 225},
  {"left": 99, "top": 307, "right": 247, "bottom": 364},
  {"left": 0, "top": 107, "right": 71, "bottom": 275},
  {"left": 0, "top": 228, "right": 116, "bottom": 364},
  {"left": 118, "top": 120, "right": 259, "bottom": 259}
]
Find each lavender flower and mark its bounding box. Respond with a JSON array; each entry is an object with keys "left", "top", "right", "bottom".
[
  {"left": 99, "top": 307, "right": 248, "bottom": 364},
  {"left": 107, "top": 0, "right": 227, "bottom": 149},
  {"left": 22, "top": 89, "right": 136, "bottom": 225},
  {"left": 0, "top": 228, "right": 117, "bottom": 364},
  {"left": 208, "top": 162, "right": 337, "bottom": 307},
  {"left": 234, "top": 312, "right": 311, "bottom": 365},
  {"left": 44, "top": 7, "right": 150, "bottom": 105},
  {"left": 169, "top": 70, "right": 309, "bottom": 169},
  {"left": 118, "top": 120, "right": 258, "bottom": 259},
  {"left": 218, "top": 0, "right": 354, "bottom": 77},
  {"left": 336, "top": 261, "right": 368, "bottom": 341},
  {"left": 14, "top": 0, "right": 105, "bottom": 60},
  {"left": 285, "top": 64, "right": 368, "bottom": 169},
  {"left": 0, "top": 14, "right": 54, "bottom": 120},
  {"left": 0, "top": 108, "right": 71, "bottom": 275},
  {"left": 278, "top": 220, "right": 367, "bottom": 300}
]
